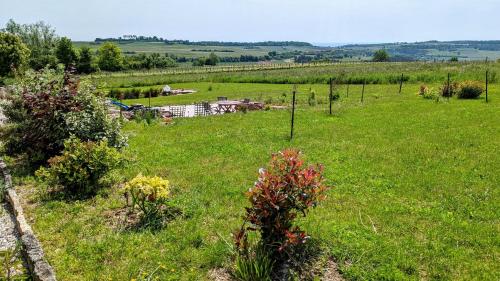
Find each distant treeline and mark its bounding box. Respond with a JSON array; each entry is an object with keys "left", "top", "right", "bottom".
[
  {"left": 164, "top": 40, "right": 313, "bottom": 47},
  {"left": 94, "top": 36, "right": 313, "bottom": 47}
]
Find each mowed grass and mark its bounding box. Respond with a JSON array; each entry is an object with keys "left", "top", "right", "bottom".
[
  {"left": 17, "top": 84, "right": 500, "bottom": 280},
  {"left": 119, "top": 82, "right": 446, "bottom": 106},
  {"left": 121, "top": 82, "right": 350, "bottom": 106}
]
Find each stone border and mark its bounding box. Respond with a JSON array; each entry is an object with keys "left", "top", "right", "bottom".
[{"left": 0, "top": 159, "right": 57, "bottom": 281}]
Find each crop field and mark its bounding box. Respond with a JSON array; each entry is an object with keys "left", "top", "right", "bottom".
[
  {"left": 13, "top": 79, "right": 499, "bottom": 280},
  {"left": 74, "top": 41, "right": 318, "bottom": 58},
  {"left": 91, "top": 61, "right": 499, "bottom": 89}
]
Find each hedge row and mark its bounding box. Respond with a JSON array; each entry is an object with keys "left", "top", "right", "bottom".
[{"left": 108, "top": 88, "right": 163, "bottom": 100}]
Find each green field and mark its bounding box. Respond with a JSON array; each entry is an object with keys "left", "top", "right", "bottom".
[
  {"left": 90, "top": 61, "right": 498, "bottom": 89},
  {"left": 13, "top": 81, "right": 499, "bottom": 280},
  {"left": 73, "top": 41, "right": 500, "bottom": 63},
  {"left": 74, "top": 41, "right": 317, "bottom": 58}
]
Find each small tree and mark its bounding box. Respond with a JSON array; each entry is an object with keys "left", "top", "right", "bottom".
[
  {"left": 77, "top": 46, "right": 95, "bottom": 73},
  {"left": 56, "top": 37, "right": 78, "bottom": 69},
  {"left": 97, "top": 42, "right": 123, "bottom": 71},
  {"left": 192, "top": 57, "right": 206, "bottom": 66},
  {"left": 372, "top": 49, "right": 390, "bottom": 62},
  {"left": 3, "top": 19, "right": 59, "bottom": 69},
  {"left": 0, "top": 32, "right": 30, "bottom": 76},
  {"left": 205, "top": 52, "right": 219, "bottom": 66},
  {"left": 235, "top": 149, "right": 328, "bottom": 260}
]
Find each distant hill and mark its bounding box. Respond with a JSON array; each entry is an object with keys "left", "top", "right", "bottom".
[
  {"left": 82, "top": 38, "right": 500, "bottom": 62},
  {"left": 341, "top": 40, "right": 500, "bottom": 51},
  {"left": 337, "top": 41, "right": 500, "bottom": 61}
]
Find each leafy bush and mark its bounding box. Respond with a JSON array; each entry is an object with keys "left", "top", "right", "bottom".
[
  {"left": 234, "top": 149, "right": 328, "bottom": 260},
  {"left": 440, "top": 82, "right": 459, "bottom": 97},
  {"left": 133, "top": 110, "right": 158, "bottom": 125},
  {"left": 123, "top": 88, "right": 141, "bottom": 99},
  {"left": 1, "top": 69, "right": 127, "bottom": 164},
  {"left": 108, "top": 89, "right": 121, "bottom": 99},
  {"left": 36, "top": 137, "right": 122, "bottom": 195},
  {"left": 0, "top": 32, "right": 30, "bottom": 77},
  {"left": 418, "top": 85, "right": 440, "bottom": 101},
  {"left": 457, "top": 81, "right": 484, "bottom": 99},
  {"left": 143, "top": 88, "right": 161, "bottom": 98},
  {"left": 308, "top": 89, "right": 316, "bottom": 106},
  {"left": 122, "top": 174, "right": 171, "bottom": 226}
]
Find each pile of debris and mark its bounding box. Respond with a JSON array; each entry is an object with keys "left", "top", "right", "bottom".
[{"left": 163, "top": 85, "right": 196, "bottom": 96}]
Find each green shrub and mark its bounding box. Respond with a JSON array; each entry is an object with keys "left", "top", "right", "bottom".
[
  {"left": 418, "top": 85, "right": 440, "bottom": 101},
  {"left": 108, "top": 89, "right": 121, "bottom": 99},
  {"left": 1, "top": 69, "right": 127, "bottom": 164},
  {"left": 308, "top": 89, "right": 316, "bottom": 106},
  {"left": 133, "top": 110, "right": 158, "bottom": 125},
  {"left": 457, "top": 81, "right": 484, "bottom": 99},
  {"left": 36, "top": 137, "right": 123, "bottom": 195},
  {"left": 440, "top": 82, "right": 459, "bottom": 97},
  {"left": 234, "top": 149, "right": 328, "bottom": 260}
]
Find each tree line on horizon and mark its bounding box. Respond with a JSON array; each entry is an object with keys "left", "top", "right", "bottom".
[{"left": 94, "top": 36, "right": 313, "bottom": 47}]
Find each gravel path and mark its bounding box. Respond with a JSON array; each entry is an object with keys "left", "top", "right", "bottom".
[
  {"left": 0, "top": 202, "right": 27, "bottom": 278},
  {"left": 0, "top": 203, "right": 19, "bottom": 251},
  {"left": 0, "top": 94, "right": 28, "bottom": 277}
]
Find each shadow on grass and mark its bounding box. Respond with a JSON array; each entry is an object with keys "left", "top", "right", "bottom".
[{"left": 275, "top": 238, "right": 332, "bottom": 281}]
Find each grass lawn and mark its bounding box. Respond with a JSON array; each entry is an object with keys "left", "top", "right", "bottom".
[
  {"left": 121, "top": 82, "right": 412, "bottom": 106},
  {"left": 14, "top": 84, "right": 499, "bottom": 280}
]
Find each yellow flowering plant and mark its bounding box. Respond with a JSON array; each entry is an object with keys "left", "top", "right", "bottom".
[{"left": 123, "top": 174, "right": 170, "bottom": 219}]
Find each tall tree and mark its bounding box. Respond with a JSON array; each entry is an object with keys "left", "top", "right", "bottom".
[
  {"left": 3, "top": 19, "right": 59, "bottom": 69},
  {"left": 77, "top": 46, "right": 94, "bottom": 74},
  {"left": 56, "top": 37, "right": 78, "bottom": 69},
  {"left": 0, "top": 32, "right": 30, "bottom": 76},
  {"left": 97, "top": 42, "right": 123, "bottom": 71},
  {"left": 372, "top": 49, "right": 390, "bottom": 62}
]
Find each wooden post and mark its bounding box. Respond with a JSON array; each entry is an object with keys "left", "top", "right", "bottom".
[
  {"left": 486, "top": 70, "right": 489, "bottom": 103},
  {"left": 290, "top": 86, "right": 297, "bottom": 140},
  {"left": 399, "top": 73, "right": 404, "bottom": 94},
  {"left": 119, "top": 94, "right": 123, "bottom": 118},
  {"left": 447, "top": 73, "right": 451, "bottom": 101},
  {"left": 148, "top": 90, "right": 152, "bottom": 108},
  {"left": 346, "top": 84, "right": 350, "bottom": 97},
  {"left": 361, "top": 80, "right": 365, "bottom": 103},
  {"left": 329, "top": 78, "right": 333, "bottom": 115}
]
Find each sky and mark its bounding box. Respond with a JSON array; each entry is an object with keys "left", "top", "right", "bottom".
[{"left": 1, "top": 0, "right": 500, "bottom": 43}]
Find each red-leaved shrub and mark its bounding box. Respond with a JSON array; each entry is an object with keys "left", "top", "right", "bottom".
[{"left": 235, "top": 149, "right": 328, "bottom": 259}]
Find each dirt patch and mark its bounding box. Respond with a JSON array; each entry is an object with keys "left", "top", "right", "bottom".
[
  {"left": 208, "top": 257, "right": 344, "bottom": 281},
  {"left": 208, "top": 268, "right": 233, "bottom": 281},
  {"left": 103, "top": 207, "right": 140, "bottom": 231},
  {"left": 321, "top": 259, "right": 345, "bottom": 281}
]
